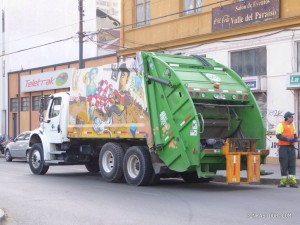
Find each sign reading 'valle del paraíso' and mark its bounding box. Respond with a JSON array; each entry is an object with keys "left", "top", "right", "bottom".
[
  {"left": 212, "top": 0, "right": 280, "bottom": 32},
  {"left": 21, "top": 68, "right": 75, "bottom": 92},
  {"left": 287, "top": 73, "right": 300, "bottom": 90}
]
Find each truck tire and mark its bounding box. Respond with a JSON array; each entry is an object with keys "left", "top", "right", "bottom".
[
  {"left": 123, "top": 146, "right": 153, "bottom": 186},
  {"left": 85, "top": 157, "right": 100, "bottom": 173},
  {"left": 181, "top": 172, "right": 212, "bottom": 183},
  {"left": 5, "top": 149, "right": 12, "bottom": 162},
  {"left": 99, "top": 142, "right": 124, "bottom": 182},
  {"left": 29, "top": 143, "right": 49, "bottom": 175}
]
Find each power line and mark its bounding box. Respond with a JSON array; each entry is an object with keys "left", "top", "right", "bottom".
[
  {"left": 0, "top": 36, "right": 73, "bottom": 57},
  {"left": 0, "top": 0, "right": 229, "bottom": 57},
  {"left": 0, "top": 18, "right": 96, "bottom": 46},
  {"left": 1, "top": 0, "right": 294, "bottom": 58},
  {"left": 89, "top": 0, "right": 230, "bottom": 35}
]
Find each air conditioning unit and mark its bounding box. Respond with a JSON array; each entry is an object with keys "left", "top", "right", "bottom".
[{"left": 242, "top": 76, "right": 266, "bottom": 92}]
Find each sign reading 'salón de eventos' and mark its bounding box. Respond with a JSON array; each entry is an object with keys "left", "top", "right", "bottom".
[{"left": 212, "top": 0, "right": 280, "bottom": 32}]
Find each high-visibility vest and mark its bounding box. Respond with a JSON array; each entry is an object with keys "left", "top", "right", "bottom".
[{"left": 278, "top": 121, "right": 295, "bottom": 146}]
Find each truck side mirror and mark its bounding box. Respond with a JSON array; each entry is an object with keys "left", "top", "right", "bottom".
[{"left": 39, "top": 96, "right": 45, "bottom": 122}]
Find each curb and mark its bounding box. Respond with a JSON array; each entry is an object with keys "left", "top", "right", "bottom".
[
  {"left": 0, "top": 208, "right": 5, "bottom": 222},
  {"left": 213, "top": 177, "right": 280, "bottom": 185}
]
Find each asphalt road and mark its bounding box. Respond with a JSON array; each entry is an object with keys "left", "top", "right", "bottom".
[{"left": 0, "top": 157, "right": 299, "bottom": 225}]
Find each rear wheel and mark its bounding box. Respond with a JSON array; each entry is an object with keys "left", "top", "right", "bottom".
[
  {"left": 29, "top": 143, "right": 49, "bottom": 175},
  {"left": 99, "top": 142, "right": 124, "bottom": 182},
  {"left": 5, "top": 149, "right": 12, "bottom": 162},
  {"left": 123, "top": 146, "right": 153, "bottom": 186}
]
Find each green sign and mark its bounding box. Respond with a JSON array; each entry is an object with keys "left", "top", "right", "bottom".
[
  {"left": 290, "top": 75, "right": 300, "bottom": 85},
  {"left": 287, "top": 73, "right": 300, "bottom": 89}
]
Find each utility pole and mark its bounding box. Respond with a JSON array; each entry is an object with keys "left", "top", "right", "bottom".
[
  {"left": 78, "top": 0, "right": 84, "bottom": 69},
  {"left": 1, "top": 8, "right": 6, "bottom": 136}
]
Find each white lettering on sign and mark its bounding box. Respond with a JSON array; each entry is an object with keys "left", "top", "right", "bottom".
[{"left": 205, "top": 73, "right": 221, "bottom": 82}]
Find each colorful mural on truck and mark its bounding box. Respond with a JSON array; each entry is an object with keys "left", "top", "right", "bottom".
[{"left": 68, "top": 56, "right": 153, "bottom": 145}]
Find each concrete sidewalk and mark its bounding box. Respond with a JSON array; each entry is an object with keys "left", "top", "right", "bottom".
[{"left": 259, "top": 161, "right": 300, "bottom": 185}]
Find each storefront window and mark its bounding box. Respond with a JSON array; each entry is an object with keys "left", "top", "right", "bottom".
[
  {"left": 184, "top": 0, "right": 202, "bottom": 15},
  {"left": 136, "top": 0, "right": 150, "bottom": 27},
  {"left": 10, "top": 98, "right": 18, "bottom": 112},
  {"left": 32, "top": 96, "right": 41, "bottom": 111},
  {"left": 231, "top": 47, "right": 266, "bottom": 77},
  {"left": 21, "top": 97, "right": 30, "bottom": 111}
]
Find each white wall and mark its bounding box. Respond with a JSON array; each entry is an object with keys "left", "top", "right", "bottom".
[
  {"left": 4, "top": 0, "right": 97, "bottom": 71},
  {"left": 0, "top": 0, "right": 98, "bottom": 135}
]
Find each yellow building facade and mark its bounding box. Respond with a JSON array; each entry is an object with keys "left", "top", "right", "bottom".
[{"left": 119, "top": 0, "right": 300, "bottom": 56}]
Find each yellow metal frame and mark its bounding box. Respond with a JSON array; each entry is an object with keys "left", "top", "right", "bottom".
[{"left": 223, "top": 138, "right": 261, "bottom": 184}]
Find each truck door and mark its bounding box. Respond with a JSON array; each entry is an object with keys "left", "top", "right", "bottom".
[{"left": 44, "top": 97, "right": 63, "bottom": 144}]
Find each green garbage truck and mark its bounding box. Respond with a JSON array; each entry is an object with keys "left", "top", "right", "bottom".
[{"left": 28, "top": 52, "right": 269, "bottom": 185}]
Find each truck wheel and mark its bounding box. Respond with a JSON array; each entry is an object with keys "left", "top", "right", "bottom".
[
  {"left": 85, "top": 157, "right": 100, "bottom": 173},
  {"left": 123, "top": 146, "right": 153, "bottom": 186},
  {"left": 181, "top": 172, "right": 213, "bottom": 183},
  {"left": 99, "top": 142, "right": 124, "bottom": 182},
  {"left": 29, "top": 143, "right": 49, "bottom": 175},
  {"left": 5, "top": 149, "right": 12, "bottom": 162}
]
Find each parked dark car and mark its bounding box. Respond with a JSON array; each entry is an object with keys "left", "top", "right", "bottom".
[{"left": 5, "top": 131, "right": 31, "bottom": 162}]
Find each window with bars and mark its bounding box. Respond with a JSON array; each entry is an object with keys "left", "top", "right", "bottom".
[
  {"left": 32, "top": 96, "right": 41, "bottom": 111},
  {"left": 297, "top": 42, "right": 300, "bottom": 72},
  {"left": 136, "top": 0, "right": 150, "bottom": 27},
  {"left": 10, "top": 98, "right": 19, "bottom": 112},
  {"left": 184, "top": 0, "right": 202, "bottom": 15},
  {"left": 21, "top": 97, "right": 30, "bottom": 111},
  {"left": 230, "top": 47, "right": 267, "bottom": 77}
]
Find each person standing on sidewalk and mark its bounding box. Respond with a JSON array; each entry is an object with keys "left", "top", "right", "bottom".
[{"left": 276, "top": 111, "right": 299, "bottom": 188}]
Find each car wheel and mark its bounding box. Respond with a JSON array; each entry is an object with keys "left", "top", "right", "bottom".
[
  {"left": 29, "top": 143, "right": 49, "bottom": 175},
  {"left": 99, "top": 142, "right": 124, "bottom": 182},
  {"left": 123, "top": 146, "right": 153, "bottom": 186},
  {"left": 5, "top": 149, "right": 12, "bottom": 162}
]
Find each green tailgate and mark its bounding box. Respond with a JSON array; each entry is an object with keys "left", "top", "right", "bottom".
[{"left": 141, "top": 52, "right": 266, "bottom": 175}]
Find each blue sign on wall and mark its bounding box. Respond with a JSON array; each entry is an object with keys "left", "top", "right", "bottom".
[{"left": 245, "top": 80, "right": 257, "bottom": 89}]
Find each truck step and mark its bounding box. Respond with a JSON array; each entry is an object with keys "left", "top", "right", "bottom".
[
  {"left": 45, "top": 160, "right": 65, "bottom": 164},
  {"left": 50, "top": 151, "right": 66, "bottom": 155}
]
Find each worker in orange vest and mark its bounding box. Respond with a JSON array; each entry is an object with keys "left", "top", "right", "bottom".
[{"left": 276, "top": 111, "right": 299, "bottom": 188}]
